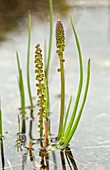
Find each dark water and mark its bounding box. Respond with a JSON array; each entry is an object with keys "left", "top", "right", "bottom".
[{"left": 0, "top": 0, "right": 110, "bottom": 169}]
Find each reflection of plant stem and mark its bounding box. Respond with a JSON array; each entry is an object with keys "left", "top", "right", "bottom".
[
  {"left": 26, "top": 13, "right": 34, "bottom": 109},
  {"left": 52, "top": 152, "right": 57, "bottom": 170},
  {"left": 29, "top": 110, "right": 34, "bottom": 140},
  {"left": 65, "top": 147, "right": 78, "bottom": 170},
  {"left": 60, "top": 150, "right": 66, "bottom": 170},
  {"left": 0, "top": 99, "right": 3, "bottom": 140},
  {"left": 0, "top": 140, "right": 5, "bottom": 170},
  {"left": 22, "top": 152, "right": 28, "bottom": 170}
]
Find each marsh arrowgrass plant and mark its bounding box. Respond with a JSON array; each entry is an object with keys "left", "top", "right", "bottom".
[
  {"left": 56, "top": 16, "right": 90, "bottom": 147},
  {"left": 15, "top": 0, "right": 90, "bottom": 149},
  {"left": 35, "top": 15, "right": 90, "bottom": 148},
  {"left": 0, "top": 99, "right": 3, "bottom": 140}
]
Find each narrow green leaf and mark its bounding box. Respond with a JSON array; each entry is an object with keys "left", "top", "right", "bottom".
[
  {"left": 63, "top": 59, "right": 90, "bottom": 146},
  {"left": 44, "top": 39, "right": 47, "bottom": 71},
  {"left": 63, "top": 16, "right": 83, "bottom": 141},
  {"left": 26, "top": 12, "right": 34, "bottom": 109},
  {"left": 46, "top": 0, "right": 53, "bottom": 77},
  {"left": 16, "top": 53, "right": 26, "bottom": 117}
]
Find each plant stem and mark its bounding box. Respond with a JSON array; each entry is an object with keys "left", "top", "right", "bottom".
[
  {"left": 57, "top": 49, "right": 65, "bottom": 139},
  {"left": 61, "top": 96, "right": 72, "bottom": 137},
  {"left": 46, "top": 0, "right": 53, "bottom": 78},
  {"left": 27, "top": 13, "right": 34, "bottom": 109}
]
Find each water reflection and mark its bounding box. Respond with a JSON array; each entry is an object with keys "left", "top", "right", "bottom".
[
  {"left": 14, "top": 108, "right": 78, "bottom": 169},
  {"left": 0, "top": 139, "right": 5, "bottom": 170}
]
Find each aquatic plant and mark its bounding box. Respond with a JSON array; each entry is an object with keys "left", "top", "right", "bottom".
[
  {"left": 35, "top": 16, "right": 90, "bottom": 148},
  {"left": 0, "top": 99, "right": 3, "bottom": 140},
  {"left": 15, "top": 0, "right": 90, "bottom": 150},
  {"left": 57, "top": 17, "right": 90, "bottom": 147}
]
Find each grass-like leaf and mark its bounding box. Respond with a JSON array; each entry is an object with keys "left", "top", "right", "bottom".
[
  {"left": 46, "top": 0, "right": 53, "bottom": 77},
  {"left": 26, "top": 13, "right": 34, "bottom": 109},
  {"left": 63, "top": 16, "right": 83, "bottom": 141},
  {"left": 63, "top": 59, "right": 90, "bottom": 146},
  {"left": 44, "top": 39, "right": 47, "bottom": 71},
  {"left": 16, "top": 52, "right": 26, "bottom": 118}
]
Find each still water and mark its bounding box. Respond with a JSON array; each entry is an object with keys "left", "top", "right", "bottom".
[{"left": 0, "top": 0, "right": 110, "bottom": 169}]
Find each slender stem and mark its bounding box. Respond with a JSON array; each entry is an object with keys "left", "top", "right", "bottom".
[
  {"left": 46, "top": 0, "right": 53, "bottom": 77},
  {"left": 61, "top": 96, "right": 72, "bottom": 137},
  {"left": 57, "top": 50, "right": 65, "bottom": 139},
  {"left": 45, "top": 0, "right": 53, "bottom": 141},
  {"left": 27, "top": 13, "right": 34, "bottom": 109}
]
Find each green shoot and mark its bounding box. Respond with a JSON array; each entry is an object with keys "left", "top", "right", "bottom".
[
  {"left": 46, "top": 0, "right": 53, "bottom": 77},
  {"left": 16, "top": 52, "right": 26, "bottom": 118},
  {"left": 26, "top": 13, "right": 34, "bottom": 109},
  {"left": 63, "top": 59, "right": 90, "bottom": 146},
  {"left": 62, "top": 16, "right": 83, "bottom": 140},
  {"left": 0, "top": 99, "right": 3, "bottom": 140}
]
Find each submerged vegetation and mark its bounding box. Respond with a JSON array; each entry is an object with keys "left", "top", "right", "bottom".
[{"left": 0, "top": 0, "right": 91, "bottom": 168}]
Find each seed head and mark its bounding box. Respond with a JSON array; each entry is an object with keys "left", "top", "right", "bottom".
[
  {"left": 56, "top": 20, "right": 65, "bottom": 51},
  {"left": 35, "top": 44, "right": 46, "bottom": 131}
]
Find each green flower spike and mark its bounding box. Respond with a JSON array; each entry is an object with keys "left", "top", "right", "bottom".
[
  {"left": 35, "top": 44, "right": 46, "bottom": 142},
  {"left": 56, "top": 20, "right": 65, "bottom": 139}
]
